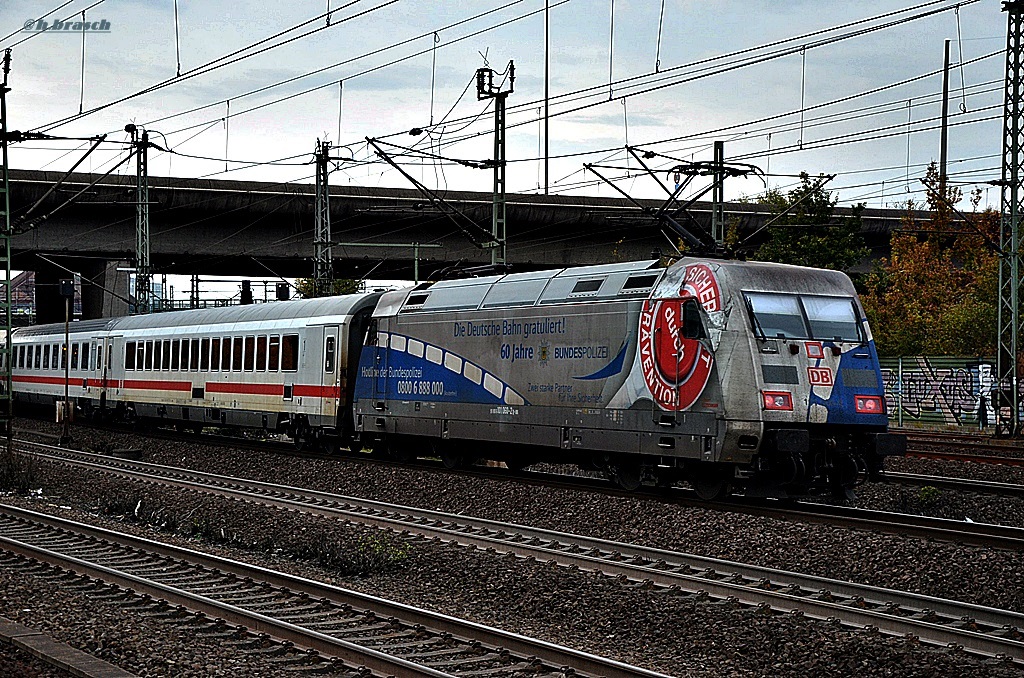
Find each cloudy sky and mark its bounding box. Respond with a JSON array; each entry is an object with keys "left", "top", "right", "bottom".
[{"left": 0, "top": 0, "right": 1008, "bottom": 212}]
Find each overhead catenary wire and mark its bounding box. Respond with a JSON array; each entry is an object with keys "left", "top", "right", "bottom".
[
  {"left": 156, "top": 0, "right": 564, "bottom": 141},
  {"left": 138, "top": 0, "right": 529, "bottom": 132},
  {"left": 0, "top": 0, "right": 107, "bottom": 50},
  {"left": 383, "top": 3, "right": 992, "bottom": 168},
  {"left": 33, "top": 0, "right": 398, "bottom": 133},
  {"left": 377, "top": 0, "right": 980, "bottom": 146}
]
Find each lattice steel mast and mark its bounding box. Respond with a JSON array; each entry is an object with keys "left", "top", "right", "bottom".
[
  {"left": 476, "top": 62, "right": 514, "bottom": 266},
  {"left": 313, "top": 139, "right": 333, "bottom": 297},
  {"left": 128, "top": 124, "right": 152, "bottom": 314},
  {"left": 0, "top": 49, "right": 12, "bottom": 448},
  {"left": 997, "top": 1, "right": 1024, "bottom": 436}
]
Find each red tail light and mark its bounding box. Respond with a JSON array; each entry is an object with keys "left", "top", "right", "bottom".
[
  {"left": 762, "top": 391, "right": 793, "bottom": 411},
  {"left": 855, "top": 395, "right": 884, "bottom": 414}
]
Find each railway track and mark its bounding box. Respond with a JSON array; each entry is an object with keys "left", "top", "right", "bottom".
[
  {"left": 0, "top": 502, "right": 667, "bottom": 678},
  {"left": 883, "top": 471, "right": 1024, "bottom": 499},
  {"left": 901, "top": 430, "right": 1024, "bottom": 466},
  {"left": 13, "top": 439, "right": 1024, "bottom": 665}
]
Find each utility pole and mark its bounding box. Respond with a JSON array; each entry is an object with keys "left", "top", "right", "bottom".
[
  {"left": 544, "top": 1, "right": 549, "bottom": 195},
  {"left": 0, "top": 49, "right": 12, "bottom": 454},
  {"left": 189, "top": 274, "right": 199, "bottom": 309},
  {"left": 127, "top": 124, "right": 151, "bottom": 314},
  {"left": 711, "top": 141, "right": 726, "bottom": 248},
  {"left": 59, "top": 279, "right": 74, "bottom": 445},
  {"left": 997, "top": 0, "right": 1024, "bottom": 437},
  {"left": 940, "top": 38, "right": 950, "bottom": 198},
  {"left": 313, "top": 139, "right": 333, "bottom": 297},
  {"left": 476, "top": 61, "right": 514, "bottom": 266}
]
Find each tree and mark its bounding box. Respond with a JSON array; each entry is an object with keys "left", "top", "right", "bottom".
[
  {"left": 860, "top": 163, "right": 998, "bottom": 356},
  {"left": 294, "top": 278, "right": 364, "bottom": 298},
  {"left": 750, "top": 172, "right": 869, "bottom": 272}
]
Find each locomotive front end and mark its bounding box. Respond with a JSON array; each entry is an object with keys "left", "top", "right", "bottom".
[{"left": 736, "top": 268, "right": 906, "bottom": 498}]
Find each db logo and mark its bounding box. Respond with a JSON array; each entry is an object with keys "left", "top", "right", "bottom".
[
  {"left": 808, "top": 367, "right": 834, "bottom": 386},
  {"left": 638, "top": 264, "right": 720, "bottom": 411}
]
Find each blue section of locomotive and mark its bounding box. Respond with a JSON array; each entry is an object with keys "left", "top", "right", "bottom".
[
  {"left": 809, "top": 339, "right": 889, "bottom": 427},
  {"left": 354, "top": 334, "right": 525, "bottom": 406}
]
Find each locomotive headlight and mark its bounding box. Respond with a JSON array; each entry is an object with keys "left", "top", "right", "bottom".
[
  {"left": 855, "top": 395, "right": 884, "bottom": 414},
  {"left": 762, "top": 391, "right": 793, "bottom": 411}
]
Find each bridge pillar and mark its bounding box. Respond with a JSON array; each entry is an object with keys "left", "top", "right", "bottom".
[{"left": 80, "top": 259, "right": 129, "bottom": 319}]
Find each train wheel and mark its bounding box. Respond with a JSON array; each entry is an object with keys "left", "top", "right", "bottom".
[
  {"left": 612, "top": 462, "right": 643, "bottom": 491},
  {"left": 440, "top": 447, "right": 464, "bottom": 470},
  {"left": 693, "top": 474, "right": 729, "bottom": 501}
]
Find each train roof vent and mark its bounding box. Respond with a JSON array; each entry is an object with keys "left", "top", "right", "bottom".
[
  {"left": 402, "top": 292, "right": 430, "bottom": 310},
  {"left": 619, "top": 273, "right": 659, "bottom": 294},
  {"left": 568, "top": 278, "right": 604, "bottom": 296}
]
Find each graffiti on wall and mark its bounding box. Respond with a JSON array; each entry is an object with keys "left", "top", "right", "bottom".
[{"left": 879, "top": 357, "right": 996, "bottom": 428}]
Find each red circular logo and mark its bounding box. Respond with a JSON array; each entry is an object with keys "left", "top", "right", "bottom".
[{"left": 638, "top": 264, "right": 719, "bottom": 411}]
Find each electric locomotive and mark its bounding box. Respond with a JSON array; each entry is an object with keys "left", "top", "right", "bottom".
[{"left": 353, "top": 257, "right": 905, "bottom": 498}]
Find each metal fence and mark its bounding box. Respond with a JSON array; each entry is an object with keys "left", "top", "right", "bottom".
[{"left": 880, "top": 356, "right": 995, "bottom": 430}]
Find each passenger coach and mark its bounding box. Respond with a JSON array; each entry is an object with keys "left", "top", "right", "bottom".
[{"left": 10, "top": 294, "right": 381, "bottom": 448}]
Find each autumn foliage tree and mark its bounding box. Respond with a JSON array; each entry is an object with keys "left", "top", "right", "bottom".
[
  {"left": 750, "top": 172, "right": 869, "bottom": 272},
  {"left": 860, "top": 162, "right": 998, "bottom": 356}
]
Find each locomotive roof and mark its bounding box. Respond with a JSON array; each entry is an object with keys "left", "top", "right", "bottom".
[
  {"left": 678, "top": 258, "right": 856, "bottom": 296},
  {"left": 375, "top": 260, "right": 664, "bottom": 316}
]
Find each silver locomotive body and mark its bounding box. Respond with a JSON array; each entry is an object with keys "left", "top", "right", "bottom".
[{"left": 354, "top": 258, "right": 904, "bottom": 497}]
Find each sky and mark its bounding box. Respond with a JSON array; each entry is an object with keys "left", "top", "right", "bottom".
[{"left": 0, "top": 0, "right": 1011, "bottom": 296}]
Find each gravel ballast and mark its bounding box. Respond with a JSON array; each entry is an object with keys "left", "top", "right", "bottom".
[{"left": 4, "top": 420, "right": 1023, "bottom": 677}]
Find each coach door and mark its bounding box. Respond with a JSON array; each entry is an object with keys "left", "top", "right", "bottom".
[
  {"left": 98, "top": 335, "right": 117, "bottom": 407},
  {"left": 320, "top": 326, "right": 341, "bottom": 422}
]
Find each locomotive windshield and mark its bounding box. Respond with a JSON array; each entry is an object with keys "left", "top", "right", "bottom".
[{"left": 745, "top": 292, "right": 862, "bottom": 342}]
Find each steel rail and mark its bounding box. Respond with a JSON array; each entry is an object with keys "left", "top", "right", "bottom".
[
  {"left": 0, "top": 502, "right": 671, "bottom": 678},
  {"left": 883, "top": 471, "right": 1024, "bottom": 498},
  {"left": 0, "top": 534, "right": 440, "bottom": 677},
  {"left": 14, "top": 442, "right": 1024, "bottom": 664}
]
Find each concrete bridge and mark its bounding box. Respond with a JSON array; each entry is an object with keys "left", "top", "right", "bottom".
[{"left": 8, "top": 168, "right": 908, "bottom": 321}]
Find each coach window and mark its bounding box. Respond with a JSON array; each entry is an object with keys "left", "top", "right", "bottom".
[
  {"left": 84, "top": 343, "right": 91, "bottom": 371},
  {"left": 17, "top": 346, "right": 23, "bottom": 369},
  {"left": 160, "top": 340, "right": 169, "bottom": 370},
  {"left": 179, "top": 339, "right": 189, "bottom": 371},
  {"left": 221, "top": 337, "right": 232, "bottom": 371},
  {"left": 72, "top": 343, "right": 80, "bottom": 370},
  {"left": 324, "top": 336, "right": 336, "bottom": 373},
  {"left": 232, "top": 337, "right": 243, "bottom": 372},
  {"left": 200, "top": 338, "right": 210, "bottom": 371},
  {"left": 143, "top": 341, "right": 153, "bottom": 370},
  {"left": 55, "top": 345, "right": 62, "bottom": 369},
  {"left": 152, "top": 341, "right": 161, "bottom": 370},
  {"left": 190, "top": 339, "right": 201, "bottom": 371},
  {"left": 125, "top": 342, "right": 136, "bottom": 370},
  {"left": 170, "top": 339, "right": 179, "bottom": 370},
  {"left": 256, "top": 335, "right": 267, "bottom": 371},
  {"left": 281, "top": 334, "right": 299, "bottom": 372},
  {"left": 243, "top": 336, "right": 255, "bottom": 371},
  {"left": 42, "top": 344, "right": 50, "bottom": 369},
  {"left": 268, "top": 335, "right": 280, "bottom": 372},
  {"left": 211, "top": 338, "right": 221, "bottom": 371}
]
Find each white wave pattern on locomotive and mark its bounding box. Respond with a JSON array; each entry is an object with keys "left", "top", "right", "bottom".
[
  {"left": 8, "top": 294, "right": 381, "bottom": 445},
  {"left": 353, "top": 258, "right": 904, "bottom": 498}
]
